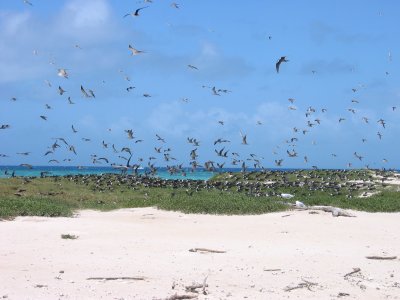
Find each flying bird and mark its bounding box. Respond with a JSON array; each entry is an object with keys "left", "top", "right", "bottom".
[
  {"left": 276, "top": 56, "right": 288, "bottom": 73},
  {"left": 240, "top": 131, "right": 248, "bottom": 145},
  {"left": 58, "top": 86, "right": 66, "bottom": 95},
  {"left": 211, "top": 86, "right": 220, "bottom": 96},
  {"left": 125, "top": 129, "right": 134, "bottom": 139},
  {"left": 377, "top": 119, "right": 386, "bottom": 128},
  {"left": 88, "top": 89, "right": 95, "bottom": 98},
  {"left": 156, "top": 134, "right": 166, "bottom": 143},
  {"left": 57, "top": 68, "right": 68, "bottom": 79},
  {"left": 17, "top": 152, "right": 31, "bottom": 155},
  {"left": 128, "top": 45, "right": 145, "bottom": 55},
  {"left": 124, "top": 6, "right": 149, "bottom": 17},
  {"left": 80, "top": 85, "right": 90, "bottom": 98}
]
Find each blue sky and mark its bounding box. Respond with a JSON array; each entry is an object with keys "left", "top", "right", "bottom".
[{"left": 0, "top": 0, "right": 399, "bottom": 169}]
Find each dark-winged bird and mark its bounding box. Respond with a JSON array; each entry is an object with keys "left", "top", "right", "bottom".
[
  {"left": 276, "top": 56, "right": 288, "bottom": 73},
  {"left": 124, "top": 7, "right": 149, "bottom": 17}
]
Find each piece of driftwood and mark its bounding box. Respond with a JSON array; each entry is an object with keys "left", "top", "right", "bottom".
[
  {"left": 189, "top": 248, "right": 226, "bottom": 253},
  {"left": 366, "top": 256, "right": 397, "bottom": 260},
  {"left": 86, "top": 276, "right": 145, "bottom": 281},
  {"left": 338, "top": 292, "right": 350, "bottom": 297},
  {"left": 202, "top": 276, "right": 208, "bottom": 295},
  {"left": 344, "top": 268, "right": 361, "bottom": 277},
  {"left": 165, "top": 294, "right": 198, "bottom": 300},
  {"left": 185, "top": 283, "right": 209, "bottom": 292},
  {"left": 313, "top": 206, "right": 355, "bottom": 217},
  {"left": 284, "top": 279, "right": 318, "bottom": 292},
  {"left": 294, "top": 204, "right": 355, "bottom": 217},
  {"left": 263, "top": 268, "right": 282, "bottom": 272}
]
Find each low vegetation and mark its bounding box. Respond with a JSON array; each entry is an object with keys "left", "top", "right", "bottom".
[{"left": 0, "top": 169, "right": 399, "bottom": 219}]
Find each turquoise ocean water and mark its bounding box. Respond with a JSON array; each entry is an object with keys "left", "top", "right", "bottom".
[
  {"left": 1, "top": 166, "right": 394, "bottom": 181},
  {"left": 0, "top": 166, "right": 218, "bottom": 180}
]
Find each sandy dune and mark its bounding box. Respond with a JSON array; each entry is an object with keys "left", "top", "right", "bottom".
[{"left": 1, "top": 208, "right": 399, "bottom": 299}]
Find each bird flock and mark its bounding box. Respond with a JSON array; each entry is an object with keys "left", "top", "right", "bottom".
[{"left": 0, "top": 1, "right": 398, "bottom": 177}]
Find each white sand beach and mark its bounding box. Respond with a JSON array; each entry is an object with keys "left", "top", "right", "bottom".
[{"left": 1, "top": 208, "right": 399, "bottom": 299}]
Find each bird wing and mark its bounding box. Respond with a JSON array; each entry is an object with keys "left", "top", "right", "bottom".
[{"left": 275, "top": 60, "right": 281, "bottom": 73}]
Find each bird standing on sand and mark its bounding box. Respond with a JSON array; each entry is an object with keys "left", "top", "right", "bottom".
[{"left": 276, "top": 56, "right": 288, "bottom": 73}]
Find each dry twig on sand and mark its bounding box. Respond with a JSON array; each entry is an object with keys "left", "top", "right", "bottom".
[
  {"left": 185, "top": 276, "right": 208, "bottom": 294},
  {"left": 86, "top": 276, "right": 145, "bottom": 281},
  {"left": 185, "top": 283, "right": 208, "bottom": 293},
  {"left": 294, "top": 204, "right": 355, "bottom": 217},
  {"left": 284, "top": 279, "right": 319, "bottom": 292},
  {"left": 338, "top": 292, "right": 350, "bottom": 297},
  {"left": 189, "top": 248, "right": 226, "bottom": 253},
  {"left": 366, "top": 256, "right": 397, "bottom": 260},
  {"left": 344, "top": 268, "right": 361, "bottom": 277},
  {"left": 164, "top": 294, "right": 198, "bottom": 300}
]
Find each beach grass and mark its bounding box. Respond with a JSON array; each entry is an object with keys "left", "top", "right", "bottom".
[{"left": 0, "top": 170, "right": 399, "bottom": 218}]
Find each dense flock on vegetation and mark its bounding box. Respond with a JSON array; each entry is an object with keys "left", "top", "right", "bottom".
[{"left": 1, "top": 169, "right": 399, "bottom": 219}]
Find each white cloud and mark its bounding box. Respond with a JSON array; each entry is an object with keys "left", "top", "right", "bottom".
[
  {"left": 0, "top": 11, "right": 30, "bottom": 36},
  {"left": 0, "top": 0, "right": 124, "bottom": 84},
  {"left": 56, "top": 0, "right": 113, "bottom": 39}
]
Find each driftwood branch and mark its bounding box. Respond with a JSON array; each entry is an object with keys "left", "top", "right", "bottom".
[
  {"left": 185, "top": 283, "right": 208, "bottom": 293},
  {"left": 202, "top": 276, "right": 208, "bottom": 295},
  {"left": 284, "top": 279, "right": 318, "bottom": 292},
  {"left": 185, "top": 276, "right": 208, "bottom": 294},
  {"left": 366, "top": 256, "right": 397, "bottom": 260},
  {"left": 344, "top": 267, "right": 361, "bottom": 277},
  {"left": 292, "top": 203, "right": 355, "bottom": 217},
  {"left": 86, "top": 276, "right": 145, "bottom": 281},
  {"left": 164, "top": 294, "right": 198, "bottom": 300},
  {"left": 189, "top": 248, "right": 226, "bottom": 253},
  {"left": 307, "top": 206, "right": 355, "bottom": 217}
]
